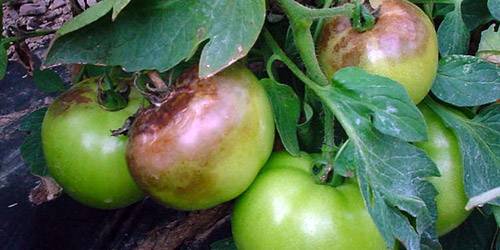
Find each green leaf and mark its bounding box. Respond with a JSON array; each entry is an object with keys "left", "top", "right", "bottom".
[
  {"left": 57, "top": 0, "right": 133, "bottom": 36},
  {"left": 314, "top": 67, "right": 440, "bottom": 249},
  {"left": 440, "top": 210, "right": 497, "bottom": 250},
  {"left": 332, "top": 67, "right": 427, "bottom": 142},
  {"left": 461, "top": 0, "right": 493, "bottom": 31},
  {"left": 57, "top": 0, "right": 115, "bottom": 36},
  {"left": 20, "top": 108, "right": 49, "bottom": 176},
  {"left": 111, "top": 0, "right": 131, "bottom": 20},
  {"left": 33, "top": 69, "right": 66, "bottom": 93},
  {"left": 427, "top": 101, "right": 500, "bottom": 207},
  {"left": 297, "top": 101, "right": 324, "bottom": 152},
  {"left": 488, "top": 0, "right": 500, "bottom": 19},
  {"left": 261, "top": 78, "right": 301, "bottom": 156},
  {"left": 437, "top": 7, "right": 470, "bottom": 56},
  {"left": 433, "top": 4, "right": 455, "bottom": 17},
  {"left": 46, "top": 0, "right": 266, "bottom": 78},
  {"left": 210, "top": 238, "right": 236, "bottom": 250},
  {"left": 334, "top": 140, "right": 356, "bottom": 177},
  {"left": 431, "top": 55, "right": 500, "bottom": 107}
]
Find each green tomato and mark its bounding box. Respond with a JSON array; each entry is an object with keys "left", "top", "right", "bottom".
[
  {"left": 42, "top": 78, "right": 144, "bottom": 209},
  {"left": 126, "top": 63, "right": 275, "bottom": 211},
  {"left": 232, "top": 152, "right": 386, "bottom": 250},
  {"left": 317, "top": 0, "right": 438, "bottom": 104},
  {"left": 416, "top": 104, "right": 470, "bottom": 235}
]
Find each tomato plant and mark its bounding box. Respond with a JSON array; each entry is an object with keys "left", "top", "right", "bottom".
[
  {"left": 232, "top": 152, "right": 386, "bottom": 249},
  {"left": 8, "top": 0, "right": 498, "bottom": 248},
  {"left": 41, "top": 78, "right": 144, "bottom": 209},
  {"left": 317, "top": 0, "right": 438, "bottom": 104},
  {"left": 126, "top": 64, "right": 275, "bottom": 211},
  {"left": 416, "top": 104, "right": 470, "bottom": 235}
]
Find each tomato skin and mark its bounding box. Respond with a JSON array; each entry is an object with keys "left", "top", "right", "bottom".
[
  {"left": 318, "top": 0, "right": 438, "bottom": 104},
  {"left": 416, "top": 104, "right": 470, "bottom": 235},
  {"left": 126, "top": 64, "right": 275, "bottom": 211},
  {"left": 232, "top": 152, "right": 386, "bottom": 250},
  {"left": 41, "top": 78, "right": 144, "bottom": 209}
]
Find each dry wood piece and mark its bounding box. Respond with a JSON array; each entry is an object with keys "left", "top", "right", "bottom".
[
  {"left": 29, "top": 176, "right": 62, "bottom": 205},
  {"left": 137, "top": 203, "right": 232, "bottom": 250}
]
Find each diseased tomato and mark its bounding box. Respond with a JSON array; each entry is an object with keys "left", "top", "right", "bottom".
[
  {"left": 126, "top": 63, "right": 275, "bottom": 211},
  {"left": 42, "top": 78, "right": 144, "bottom": 209},
  {"left": 318, "top": 0, "right": 438, "bottom": 103},
  {"left": 416, "top": 104, "right": 470, "bottom": 235},
  {"left": 232, "top": 152, "right": 386, "bottom": 250}
]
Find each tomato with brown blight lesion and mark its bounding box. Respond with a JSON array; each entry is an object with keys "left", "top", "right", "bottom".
[
  {"left": 126, "top": 63, "right": 275, "bottom": 211},
  {"left": 318, "top": 0, "right": 438, "bottom": 104}
]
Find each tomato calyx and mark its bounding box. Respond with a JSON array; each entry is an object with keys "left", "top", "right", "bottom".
[
  {"left": 351, "top": 0, "right": 379, "bottom": 32},
  {"left": 97, "top": 74, "right": 131, "bottom": 111},
  {"left": 133, "top": 71, "right": 173, "bottom": 106},
  {"left": 312, "top": 156, "right": 344, "bottom": 187},
  {"left": 110, "top": 114, "right": 137, "bottom": 137}
]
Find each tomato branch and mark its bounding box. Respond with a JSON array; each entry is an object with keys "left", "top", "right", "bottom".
[
  {"left": 2, "top": 29, "right": 57, "bottom": 46},
  {"left": 274, "top": 0, "right": 354, "bottom": 86},
  {"left": 313, "top": 0, "right": 335, "bottom": 42}
]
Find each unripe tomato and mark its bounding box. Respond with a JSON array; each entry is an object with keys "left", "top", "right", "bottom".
[
  {"left": 318, "top": 0, "right": 438, "bottom": 103},
  {"left": 42, "top": 78, "right": 144, "bottom": 209},
  {"left": 126, "top": 64, "right": 275, "bottom": 211},
  {"left": 416, "top": 104, "right": 470, "bottom": 235},
  {"left": 232, "top": 152, "right": 386, "bottom": 250}
]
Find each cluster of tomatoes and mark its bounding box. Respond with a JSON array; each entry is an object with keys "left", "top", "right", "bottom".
[{"left": 41, "top": 0, "right": 470, "bottom": 249}]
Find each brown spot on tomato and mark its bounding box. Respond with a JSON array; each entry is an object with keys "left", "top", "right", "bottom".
[
  {"left": 126, "top": 64, "right": 249, "bottom": 209},
  {"left": 318, "top": 0, "right": 431, "bottom": 73},
  {"left": 49, "top": 85, "right": 93, "bottom": 116}
]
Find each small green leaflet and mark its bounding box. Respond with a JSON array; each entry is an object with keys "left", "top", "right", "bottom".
[
  {"left": 329, "top": 68, "right": 427, "bottom": 142},
  {"left": 46, "top": 0, "right": 266, "bottom": 79},
  {"left": 297, "top": 89, "right": 326, "bottom": 152},
  {"left": 20, "top": 108, "right": 49, "bottom": 176},
  {"left": 261, "top": 79, "right": 301, "bottom": 156},
  {"left": 33, "top": 69, "right": 66, "bottom": 93},
  {"left": 437, "top": 5, "right": 470, "bottom": 56},
  {"left": 313, "top": 67, "right": 439, "bottom": 250},
  {"left": 431, "top": 55, "right": 500, "bottom": 107},
  {"left": 427, "top": 101, "right": 500, "bottom": 207}
]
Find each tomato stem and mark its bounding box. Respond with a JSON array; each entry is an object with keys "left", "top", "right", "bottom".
[
  {"left": 2, "top": 29, "right": 56, "bottom": 46},
  {"left": 147, "top": 71, "right": 168, "bottom": 90},
  {"left": 263, "top": 29, "right": 346, "bottom": 187},
  {"left": 313, "top": 0, "right": 335, "bottom": 43},
  {"left": 351, "top": 0, "right": 377, "bottom": 32},
  {"left": 274, "top": 0, "right": 354, "bottom": 86}
]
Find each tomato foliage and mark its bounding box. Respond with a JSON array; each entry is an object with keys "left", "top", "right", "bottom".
[{"left": 11, "top": 0, "right": 499, "bottom": 249}]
